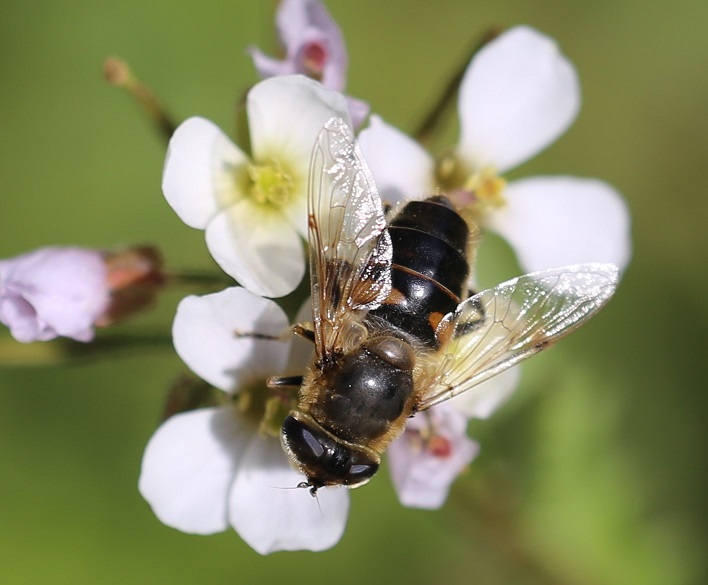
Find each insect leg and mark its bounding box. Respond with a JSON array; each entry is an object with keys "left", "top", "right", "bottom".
[
  {"left": 233, "top": 322, "right": 315, "bottom": 344},
  {"left": 267, "top": 375, "right": 304, "bottom": 389},
  {"left": 233, "top": 329, "right": 290, "bottom": 341},
  {"left": 293, "top": 323, "right": 316, "bottom": 343}
]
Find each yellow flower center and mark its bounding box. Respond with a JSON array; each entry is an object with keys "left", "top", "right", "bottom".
[
  {"left": 463, "top": 167, "right": 507, "bottom": 214},
  {"left": 246, "top": 159, "right": 294, "bottom": 208},
  {"left": 236, "top": 381, "right": 296, "bottom": 439},
  {"left": 435, "top": 154, "right": 507, "bottom": 219}
]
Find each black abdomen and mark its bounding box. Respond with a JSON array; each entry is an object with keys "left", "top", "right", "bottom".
[{"left": 370, "top": 196, "right": 470, "bottom": 348}]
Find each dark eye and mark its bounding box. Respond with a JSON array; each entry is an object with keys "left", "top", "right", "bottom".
[
  {"left": 281, "top": 415, "right": 380, "bottom": 487},
  {"left": 282, "top": 415, "right": 351, "bottom": 472},
  {"left": 344, "top": 462, "right": 379, "bottom": 487},
  {"left": 282, "top": 415, "right": 326, "bottom": 466}
]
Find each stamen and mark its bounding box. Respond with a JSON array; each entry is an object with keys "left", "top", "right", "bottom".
[
  {"left": 236, "top": 391, "right": 252, "bottom": 414},
  {"left": 234, "top": 379, "right": 298, "bottom": 437},
  {"left": 436, "top": 154, "right": 507, "bottom": 218},
  {"left": 463, "top": 166, "right": 507, "bottom": 213},
  {"left": 259, "top": 396, "right": 291, "bottom": 438},
  {"left": 407, "top": 411, "right": 453, "bottom": 458},
  {"left": 247, "top": 160, "right": 294, "bottom": 207}
]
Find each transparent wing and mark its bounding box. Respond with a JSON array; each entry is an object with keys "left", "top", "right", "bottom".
[
  {"left": 308, "top": 117, "right": 392, "bottom": 361},
  {"left": 416, "top": 263, "right": 620, "bottom": 411}
]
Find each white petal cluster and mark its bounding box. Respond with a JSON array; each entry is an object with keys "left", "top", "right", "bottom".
[
  {"left": 162, "top": 75, "right": 350, "bottom": 298},
  {"left": 359, "top": 26, "right": 632, "bottom": 273},
  {"left": 139, "top": 288, "right": 349, "bottom": 554}
]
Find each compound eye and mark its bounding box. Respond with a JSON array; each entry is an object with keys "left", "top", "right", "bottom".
[
  {"left": 344, "top": 462, "right": 379, "bottom": 487},
  {"left": 281, "top": 415, "right": 380, "bottom": 487},
  {"left": 282, "top": 415, "right": 353, "bottom": 479},
  {"left": 282, "top": 415, "right": 325, "bottom": 465}
]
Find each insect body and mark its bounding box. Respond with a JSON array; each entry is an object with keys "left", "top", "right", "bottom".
[
  {"left": 369, "top": 195, "right": 472, "bottom": 349},
  {"left": 277, "top": 118, "right": 619, "bottom": 494}
]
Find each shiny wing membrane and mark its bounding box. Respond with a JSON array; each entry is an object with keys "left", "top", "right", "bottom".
[
  {"left": 308, "top": 117, "right": 392, "bottom": 361},
  {"left": 416, "top": 263, "right": 620, "bottom": 411}
]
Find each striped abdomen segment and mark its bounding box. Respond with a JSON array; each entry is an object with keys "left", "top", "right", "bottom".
[{"left": 370, "top": 195, "right": 470, "bottom": 348}]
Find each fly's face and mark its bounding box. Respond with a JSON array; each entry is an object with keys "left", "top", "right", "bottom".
[{"left": 281, "top": 413, "right": 380, "bottom": 491}]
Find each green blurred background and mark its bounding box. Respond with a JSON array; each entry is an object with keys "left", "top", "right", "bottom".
[{"left": 1, "top": 1, "right": 706, "bottom": 584}]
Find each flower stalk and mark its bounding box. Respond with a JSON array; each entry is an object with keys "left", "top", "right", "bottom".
[
  {"left": 104, "top": 57, "right": 177, "bottom": 143},
  {"left": 414, "top": 27, "right": 502, "bottom": 145}
]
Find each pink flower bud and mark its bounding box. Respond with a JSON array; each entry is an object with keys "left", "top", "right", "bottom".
[
  {"left": 99, "top": 246, "right": 164, "bottom": 326},
  {"left": 0, "top": 245, "right": 165, "bottom": 343},
  {"left": 0, "top": 247, "right": 110, "bottom": 342},
  {"left": 248, "top": 0, "right": 369, "bottom": 127}
]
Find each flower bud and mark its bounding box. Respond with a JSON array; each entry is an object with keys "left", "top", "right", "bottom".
[
  {"left": 0, "top": 247, "right": 110, "bottom": 342},
  {"left": 99, "top": 245, "right": 165, "bottom": 326},
  {"left": 0, "top": 245, "right": 164, "bottom": 343}
]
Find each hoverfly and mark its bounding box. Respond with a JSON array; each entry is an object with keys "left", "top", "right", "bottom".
[{"left": 271, "top": 117, "right": 619, "bottom": 494}]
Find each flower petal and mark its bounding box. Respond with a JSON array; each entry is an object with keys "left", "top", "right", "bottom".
[
  {"left": 449, "top": 365, "right": 521, "bottom": 419},
  {"left": 138, "top": 406, "right": 248, "bottom": 535},
  {"left": 248, "top": 48, "right": 297, "bottom": 79},
  {"left": 280, "top": 181, "right": 310, "bottom": 239},
  {"left": 205, "top": 201, "right": 305, "bottom": 297},
  {"left": 389, "top": 404, "right": 479, "bottom": 510},
  {"left": 346, "top": 95, "right": 370, "bottom": 130},
  {"left": 357, "top": 115, "right": 435, "bottom": 204},
  {"left": 485, "top": 176, "right": 632, "bottom": 272},
  {"left": 162, "top": 117, "right": 249, "bottom": 229},
  {"left": 172, "top": 287, "right": 290, "bottom": 392},
  {"left": 457, "top": 26, "right": 580, "bottom": 173},
  {"left": 277, "top": 0, "right": 347, "bottom": 91},
  {"left": 229, "top": 430, "right": 350, "bottom": 554},
  {"left": 0, "top": 247, "right": 108, "bottom": 342},
  {"left": 275, "top": 0, "right": 312, "bottom": 49},
  {"left": 247, "top": 76, "right": 350, "bottom": 175}
]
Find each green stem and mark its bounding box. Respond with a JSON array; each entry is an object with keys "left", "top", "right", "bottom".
[
  {"left": 0, "top": 331, "right": 173, "bottom": 367},
  {"left": 165, "top": 270, "right": 235, "bottom": 289},
  {"left": 104, "top": 57, "right": 177, "bottom": 144},
  {"left": 413, "top": 27, "right": 502, "bottom": 146}
]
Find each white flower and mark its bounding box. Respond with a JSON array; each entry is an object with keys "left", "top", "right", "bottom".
[
  {"left": 248, "top": 0, "right": 369, "bottom": 127},
  {"left": 358, "top": 26, "right": 631, "bottom": 273},
  {"left": 0, "top": 247, "right": 109, "bottom": 342},
  {"left": 138, "top": 287, "right": 349, "bottom": 554},
  {"left": 162, "top": 75, "right": 350, "bottom": 298}
]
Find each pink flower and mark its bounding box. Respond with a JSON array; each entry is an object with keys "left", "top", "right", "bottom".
[
  {"left": 388, "top": 403, "right": 479, "bottom": 509},
  {"left": 250, "top": 0, "right": 346, "bottom": 89},
  {"left": 0, "top": 247, "right": 110, "bottom": 342},
  {"left": 0, "top": 245, "right": 165, "bottom": 343},
  {"left": 248, "top": 0, "right": 369, "bottom": 127}
]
